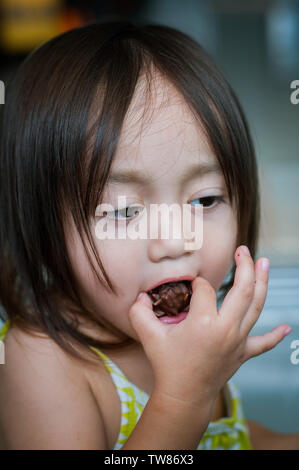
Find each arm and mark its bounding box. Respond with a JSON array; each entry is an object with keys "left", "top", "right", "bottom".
[
  {"left": 247, "top": 419, "right": 299, "bottom": 450},
  {"left": 121, "top": 389, "right": 214, "bottom": 450}
]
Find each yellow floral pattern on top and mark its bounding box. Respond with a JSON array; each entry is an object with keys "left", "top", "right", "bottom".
[{"left": 0, "top": 320, "right": 252, "bottom": 450}]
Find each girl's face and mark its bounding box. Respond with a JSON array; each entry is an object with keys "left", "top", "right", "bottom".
[{"left": 64, "top": 77, "right": 238, "bottom": 343}]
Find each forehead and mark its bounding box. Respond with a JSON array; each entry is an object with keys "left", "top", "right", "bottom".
[{"left": 113, "top": 71, "right": 219, "bottom": 176}]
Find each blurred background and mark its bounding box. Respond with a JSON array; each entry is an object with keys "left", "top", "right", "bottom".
[{"left": 0, "top": 0, "right": 298, "bottom": 436}]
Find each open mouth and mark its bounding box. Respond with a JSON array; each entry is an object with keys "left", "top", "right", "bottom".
[{"left": 147, "top": 280, "right": 192, "bottom": 318}]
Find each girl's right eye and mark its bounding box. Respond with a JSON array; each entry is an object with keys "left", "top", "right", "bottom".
[{"left": 102, "top": 205, "right": 144, "bottom": 221}]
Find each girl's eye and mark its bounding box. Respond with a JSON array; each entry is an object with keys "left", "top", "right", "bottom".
[
  {"left": 189, "top": 195, "right": 225, "bottom": 209},
  {"left": 103, "top": 205, "right": 144, "bottom": 220}
]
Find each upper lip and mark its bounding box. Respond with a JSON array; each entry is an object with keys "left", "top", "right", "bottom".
[{"left": 146, "top": 275, "right": 195, "bottom": 292}]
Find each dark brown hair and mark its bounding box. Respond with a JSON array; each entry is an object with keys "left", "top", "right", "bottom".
[{"left": 0, "top": 18, "right": 260, "bottom": 365}]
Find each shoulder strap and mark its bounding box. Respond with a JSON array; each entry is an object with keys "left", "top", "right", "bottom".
[{"left": 0, "top": 320, "right": 11, "bottom": 341}]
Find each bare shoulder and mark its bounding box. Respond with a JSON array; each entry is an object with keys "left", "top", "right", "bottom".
[
  {"left": 1, "top": 323, "right": 96, "bottom": 390},
  {"left": 0, "top": 324, "right": 109, "bottom": 449}
]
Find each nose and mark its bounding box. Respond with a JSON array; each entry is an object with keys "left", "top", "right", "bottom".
[
  {"left": 147, "top": 207, "right": 196, "bottom": 261},
  {"left": 148, "top": 237, "right": 194, "bottom": 261}
]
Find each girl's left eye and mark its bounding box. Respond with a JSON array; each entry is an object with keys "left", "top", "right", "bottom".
[{"left": 189, "top": 195, "right": 225, "bottom": 209}]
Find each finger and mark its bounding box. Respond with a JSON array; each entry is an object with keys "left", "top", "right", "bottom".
[
  {"left": 185, "top": 276, "right": 218, "bottom": 326},
  {"left": 240, "top": 257, "right": 270, "bottom": 336},
  {"left": 218, "top": 245, "right": 255, "bottom": 325},
  {"left": 128, "top": 292, "right": 163, "bottom": 343},
  {"left": 242, "top": 324, "right": 292, "bottom": 362}
]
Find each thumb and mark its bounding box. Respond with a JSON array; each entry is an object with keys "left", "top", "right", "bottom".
[{"left": 128, "top": 292, "right": 162, "bottom": 342}]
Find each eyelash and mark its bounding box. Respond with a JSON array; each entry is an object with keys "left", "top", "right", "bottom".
[{"left": 102, "top": 196, "right": 225, "bottom": 221}]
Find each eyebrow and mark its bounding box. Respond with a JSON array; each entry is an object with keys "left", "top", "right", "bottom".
[{"left": 108, "top": 161, "right": 222, "bottom": 186}]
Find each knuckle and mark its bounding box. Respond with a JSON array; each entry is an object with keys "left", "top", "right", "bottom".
[
  {"left": 194, "top": 278, "right": 216, "bottom": 297},
  {"left": 255, "top": 277, "right": 269, "bottom": 294},
  {"left": 227, "top": 324, "right": 240, "bottom": 344},
  {"left": 258, "top": 274, "right": 268, "bottom": 287},
  {"left": 253, "top": 299, "right": 265, "bottom": 316},
  {"left": 260, "top": 341, "right": 270, "bottom": 354},
  {"left": 241, "top": 283, "right": 254, "bottom": 301},
  {"left": 192, "top": 277, "right": 205, "bottom": 290},
  {"left": 128, "top": 303, "right": 139, "bottom": 318},
  {"left": 219, "top": 320, "right": 238, "bottom": 345},
  {"left": 259, "top": 335, "right": 272, "bottom": 354}
]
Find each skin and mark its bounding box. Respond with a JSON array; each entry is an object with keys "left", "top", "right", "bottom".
[{"left": 61, "top": 73, "right": 299, "bottom": 449}]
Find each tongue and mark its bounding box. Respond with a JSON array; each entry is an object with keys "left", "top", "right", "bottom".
[{"left": 148, "top": 281, "right": 192, "bottom": 317}]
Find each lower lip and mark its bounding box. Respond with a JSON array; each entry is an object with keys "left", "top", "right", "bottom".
[{"left": 158, "top": 311, "right": 188, "bottom": 324}]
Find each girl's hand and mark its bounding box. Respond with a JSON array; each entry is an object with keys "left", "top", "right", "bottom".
[{"left": 128, "top": 245, "right": 291, "bottom": 408}]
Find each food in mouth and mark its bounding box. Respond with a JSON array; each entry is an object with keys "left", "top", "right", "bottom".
[{"left": 147, "top": 281, "right": 192, "bottom": 317}]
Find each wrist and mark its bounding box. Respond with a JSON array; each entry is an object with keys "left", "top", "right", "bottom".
[{"left": 151, "top": 386, "right": 215, "bottom": 420}]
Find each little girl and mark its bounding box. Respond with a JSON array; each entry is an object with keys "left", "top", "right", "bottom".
[{"left": 0, "top": 19, "right": 298, "bottom": 450}]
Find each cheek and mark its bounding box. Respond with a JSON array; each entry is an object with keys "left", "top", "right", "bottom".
[
  {"left": 97, "top": 238, "right": 143, "bottom": 288},
  {"left": 66, "top": 237, "right": 136, "bottom": 336},
  {"left": 203, "top": 205, "right": 237, "bottom": 249},
  {"left": 201, "top": 209, "right": 237, "bottom": 288},
  {"left": 63, "top": 218, "right": 144, "bottom": 340},
  {"left": 86, "top": 238, "right": 146, "bottom": 327}
]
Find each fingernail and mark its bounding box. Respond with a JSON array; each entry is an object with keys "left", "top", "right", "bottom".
[
  {"left": 284, "top": 326, "right": 292, "bottom": 336},
  {"left": 241, "top": 245, "right": 250, "bottom": 256},
  {"left": 261, "top": 258, "right": 270, "bottom": 272}
]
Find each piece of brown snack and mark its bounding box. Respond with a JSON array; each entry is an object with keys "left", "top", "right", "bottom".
[{"left": 148, "top": 281, "right": 192, "bottom": 317}]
